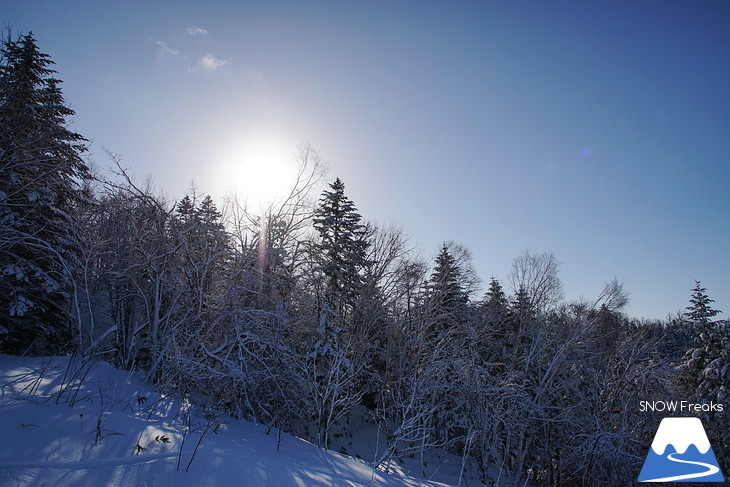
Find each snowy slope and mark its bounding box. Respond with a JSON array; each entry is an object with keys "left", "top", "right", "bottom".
[{"left": 0, "top": 354, "right": 453, "bottom": 487}]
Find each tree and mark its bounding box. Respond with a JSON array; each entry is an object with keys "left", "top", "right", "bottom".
[
  {"left": 85, "top": 172, "right": 181, "bottom": 372},
  {"left": 429, "top": 245, "right": 468, "bottom": 310},
  {"left": 175, "top": 194, "right": 195, "bottom": 224},
  {"left": 481, "top": 277, "right": 509, "bottom": 338},
  {"left": 509, "top": 287, "right": 535, "bottom": 340},
  {"left": 313, "top": 177, "right": 369, "bottom": 317},
  {"left": 508, "top": 249, "right": 563, "bottom": 312},
  {"left": 302, "top": 304, "right": 362, "bottom": 448},
  {"left": 0, "top": 31, "right": 90, "bottom": 353},
  {"left": 484, "top": 277, "right": 509, "bottom": 317},
  {"left": 174, "top": 192, "right": 230, "bottom": 317},
  {"left": 584, "top": 279, "right": 630, "bottom": 353},
  {"left": 680, "top": 281, "right": 728, "bottom": 474},
  {"left": 684, "top": 280, "right": 721, "bottom": 330},
  {"left": 475, "top": 277, "right": 510, "bottom": 364},
  {"left": 424, "top": 244, "right": 468, "bottom": 341}
]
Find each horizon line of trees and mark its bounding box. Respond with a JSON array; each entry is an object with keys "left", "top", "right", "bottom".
[{"left": 1, "top": 31, "right": 727, "bottom": 486}]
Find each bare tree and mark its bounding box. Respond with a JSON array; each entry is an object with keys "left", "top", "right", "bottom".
[
  {"left": 591, "top": 278, "right": 629, "bottom": 312},
  {"left": 508, "top": 249, "right": 563, "bottom": 311},
  {"left": 300, "top": 306, "right": 363, "bottom": 448}
]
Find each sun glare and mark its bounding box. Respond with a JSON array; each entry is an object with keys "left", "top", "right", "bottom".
[{"left": 217, "top": 133, "right": 295, "bottom": 208}]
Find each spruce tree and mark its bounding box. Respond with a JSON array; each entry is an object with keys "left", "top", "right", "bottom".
[
  {"left": 0, "top": 32, "right": 90, "bottom": 353},
  {"left": 510, "top": 286, "right": 535, "bottom": 325},
  {"left": 685, "top": 280, "right": 721, "bottom": 330},
  {"left": 681, "top": 281, "right": 728, "bottom": 473},
  {"left": 483, "top": 277, "right": 508, "bottom": 320},
  {"left": 197, "top": 195, "right": 224, "bottom": 230},
  {"left": 174, "top": 193, "right": 230, "bottom": 314},
  {"left": 175, "top": 194, "right": 196, "bottom": 225},
  {"left": 313, "top": 178, "right": 369, "bottom": 314},
  {"left": 425, "top": 245, "right": 467, "bottom": 340},
  {"left": 505, "top": 286, "right": 535, "bottom": 359},
  {"left": 309, "top": 179, "right": 369, "bottom": 441},
  {"left": 429, "top": 245, "right": 467, "bottom": 311},
  {"left": 478, "top": 277, "right": 510, "bottom": 361}
]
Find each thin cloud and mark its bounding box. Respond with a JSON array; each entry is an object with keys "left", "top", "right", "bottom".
[
  {"left": 154, "top": 40, "right": 179, "bottom": 57},
  {"left": 186, "top": 26, "right": 208, "bottom": 36},
  {"left": 188, "top": 53, "right": 228, "bottom": 72},
  {"left": 200, "top": 54, "right": 227, "bottom": 70}
]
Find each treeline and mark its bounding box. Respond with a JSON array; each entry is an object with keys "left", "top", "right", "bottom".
[{"left": 1, "top": 32, "right": 727, "bottom": 486}]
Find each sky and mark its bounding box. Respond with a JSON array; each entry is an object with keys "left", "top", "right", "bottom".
[{"left": 3, "top": 1, "right": 729, "bottom": 320}]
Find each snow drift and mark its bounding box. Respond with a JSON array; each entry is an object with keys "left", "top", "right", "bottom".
[{"left": 0, "top": 354, "right": 453, "bottom": 487}]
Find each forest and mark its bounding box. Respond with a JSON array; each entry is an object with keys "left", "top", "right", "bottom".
[{"left": 1, "top": 32, "right": 728, "bottom": 486}]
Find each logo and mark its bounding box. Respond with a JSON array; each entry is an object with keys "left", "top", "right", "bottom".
[{"left": 638, "top": 417, "right": 725, "bottom": 482}]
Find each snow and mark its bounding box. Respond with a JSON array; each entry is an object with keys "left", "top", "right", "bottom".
[{"left": 0, "top": 354, "right": 454, "bottom": 487}]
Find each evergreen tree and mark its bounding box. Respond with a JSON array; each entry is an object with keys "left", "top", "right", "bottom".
[
  {"left": 588, "top": 304, "right": 623, "bottom": 353},
  {"left": 477, "top": 277, "right": 510, "bottom": 361},
  {"left": 175, "top": 194, "right": 196, "bottom": 225},
  {"left": 681, "top": 281, "right": 728, "bottom": 473},
  {"left": 429, "top": 245, "right": 467, "bottom": 311},
  {"left": 174, "top": 193, "right": 230, "bottom": 316},
  {"left": 510, "top": 286, "right": 534, "bottom": 325},
  {"left": 0, "top": 31, "right": 90, "bottom": 353},
  {"left": 483, "top": 277, "right": 508, "bottom": 320},
  {"left": 685, "top": 280, "right": 721, "bottom": 330},
  {"left": 424, "top": 244, "right": 467, "bottom": 340},
  {"left": 197, "top": 195, "right": 224, "bottom": 231},
  {"left": 505, "top": 286, "right": 535, "bottom": 358},
  {"left": 312, "top": 178, "right": 369, "bottom": 314}
]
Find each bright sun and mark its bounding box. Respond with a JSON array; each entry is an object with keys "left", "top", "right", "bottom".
[{"left": 217, "top": 133, "right": 295, "bottom": 207}]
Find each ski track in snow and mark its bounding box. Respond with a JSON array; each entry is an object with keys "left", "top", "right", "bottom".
[{"left": 641, "top": 452, "right": 720, "bottom": 482}]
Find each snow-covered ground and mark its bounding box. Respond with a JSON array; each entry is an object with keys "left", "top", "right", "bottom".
[{"left": 0, "top": 354, "right": 460, "bottom": 487}]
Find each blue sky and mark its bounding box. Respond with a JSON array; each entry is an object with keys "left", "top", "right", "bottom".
[{"left": 4, "top": 1, "right": 729, "bottom": 320}]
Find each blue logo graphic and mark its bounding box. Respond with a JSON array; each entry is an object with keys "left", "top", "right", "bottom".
[{"left": 638, "top": 417, "right": 725, "bottom": 482}]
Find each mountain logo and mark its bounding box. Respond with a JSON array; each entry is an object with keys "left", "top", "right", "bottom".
[{"left": 638, "top": 417, "right": 725, "bottom": 482}]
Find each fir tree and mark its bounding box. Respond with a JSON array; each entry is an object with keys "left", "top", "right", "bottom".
[
  {"left": 510, "top": 286, "right": 535, "bottom": 325},
  {"left": 313, "top": 178, "right": 369, "bottom": 314},
  {"left": 685, "top": 280, "right": 721, "bottom": 331},
  {"left": 505, "top": 286, "right": 535, "bottom": 358},
  {"left": 175, "top": 194, "right": 196, "bottom": 225},
  {"left": 174, "top": 193, "right": 230, "bottom": 315},
  {"left": 197, "top": 195, "right": 223, "bottom": 230},
  {"left": 0, "top": 31, "right": 90, "bottom": 353},
  {"left": 477, "top": 277, "right": 510, "bottom": 361},
  {"left": 681, "top": 281, "right": 728, "bottom": 473},
  {"left": 424, "top": 245, "right": 467, "bottom": 340},
  {"left": 429, "top": 245, "right": 467, "bottom": 311},
  {"left": 483, "top": 277, "right": 508, "bottom": 320}
]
